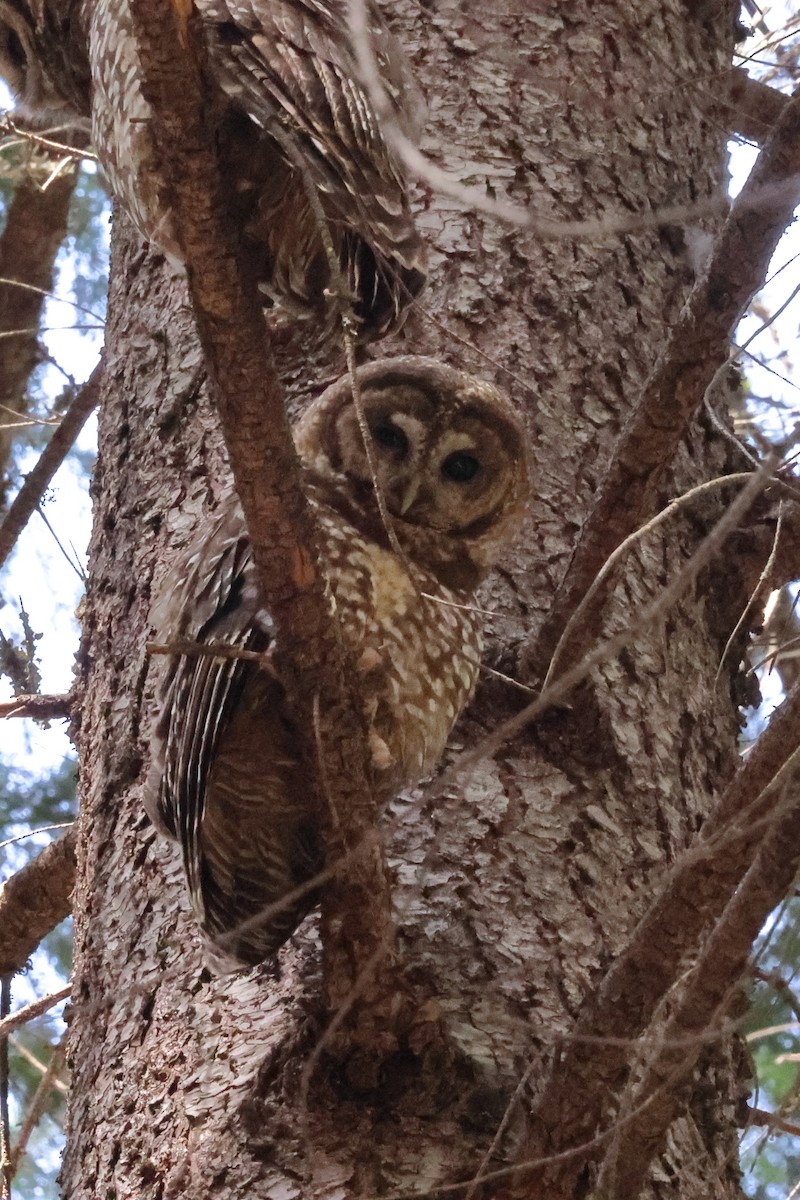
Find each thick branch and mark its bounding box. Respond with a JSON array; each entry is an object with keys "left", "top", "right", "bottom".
[
  {"left": 502, "top": 678, "right": 800, "bottom": 1198},
  {"left": 0, "top": 830, "right": 76, "bottom": 976},
  {"left": 758, "top": 492, "right": 800, "bottom": 590},
  {"left": 0, "top": 164, "right": 77, "bottom": 500},
  {"left": 0, "top": 692, "right": 70, "bottom": 720},
  {"left": 125, "top": 1, "right": 399, "bottom": 1031},
  {"left": 728, "top": 68, "right": 792, "bottom": 145},
  {"left": 528, "top": 88, "right": 800, "bottom": 681},
  {"left": 0, "top": 364, "right": 102, "bottom": 572}
]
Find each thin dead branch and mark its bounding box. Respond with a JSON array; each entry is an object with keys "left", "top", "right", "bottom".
[
  {"left": 526, "top": 87, "right": 800, "bottom": 682},
  {"left": 0, "top": 979, "right": 7, "bottom": 1200},
  {"left": 753, "top": 968, "right": 800, "bottom": 1025},
  {"left": 0, "top": 363, "right": 102, "bottom": 572},
  {"left": 495, "top": 676, "right": 800, "bottom": 1199},
  {"left": 0, "top": 988, "right": 71, "bottom": 1042},
  {"left": 146, "top": 640, "right": 279, "bottom": 676},
  {"left": 125, "top": 0, "right": 401, "bottom": 1036},
  {"left": 0, "top": 115, "right": 91, "bottom": 162},
  {"left": 748, "top": 1106, "right": 800, "bottom": 1138},
  {"left": 0, "top": 830, "right": 76, "bottom": 976},
  {"left": 754, "top": 585, "right": 800, "bottom": 692},
  {"left": 715, "top": 503, "right": 782, "bottom": 682},
  {"left": 543, "top": 471, "right": 759, "bottom": 689},
  {"left": 7, "top": 1034, "right": 66, "bottom": 1180},
  {"left": 435, "top": 464, "right": 772, "bottom": 793},
  {"left": 8, "top": 1034, "right": 67, "bottom": 1093},
  {"left": 0, "top": 693, "right": 71, "bottom": 720}
]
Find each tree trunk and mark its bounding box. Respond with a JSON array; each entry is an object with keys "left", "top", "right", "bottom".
[{"left": 63, "top": 3, "right": 759, "bottom": 1197}]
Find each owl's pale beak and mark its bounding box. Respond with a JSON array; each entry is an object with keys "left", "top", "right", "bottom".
[{"left": 399, "top": 478, "right": 420, "bottom": 515}]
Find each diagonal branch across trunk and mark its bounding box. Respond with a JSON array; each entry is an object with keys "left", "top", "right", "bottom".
[
  {"left": 528, "top": 88, "right": 800, "bottom": 684},
  {"left": 498, "top": 677, "right": 800, "bottom": 1198},
  {"left": 595, "top": 751, "right": 800, "bottom": 1196},
  {"left": 123, "top": 0, "right": 403, "bottom": 1043}
]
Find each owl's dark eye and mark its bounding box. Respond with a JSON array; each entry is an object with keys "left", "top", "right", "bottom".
[
  {"left": 372, "top": 421, "right": 409, "bottom": 457},
  {"left": 441, "top": 451, "right": 481, "bottom": 483}
]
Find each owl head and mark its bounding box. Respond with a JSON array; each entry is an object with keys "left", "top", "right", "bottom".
[{"left": 294, "top": 356, "right": 531, "bottom": 591}]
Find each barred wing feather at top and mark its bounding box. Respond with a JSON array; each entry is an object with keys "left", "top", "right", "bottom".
[{"left": 0, "top": 0, "right": 426, "bottom": 338}]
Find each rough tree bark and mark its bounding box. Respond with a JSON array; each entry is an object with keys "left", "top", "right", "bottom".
[{"left": 61, "top": 2, "right": 787, "bottom": 1197}]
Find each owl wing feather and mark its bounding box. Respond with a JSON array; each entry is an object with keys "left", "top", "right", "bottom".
[
  {"left": 198, "top": 0, "right": 425, "bottom": 330},
  {"left": 144, "top": 513, "right": 269, "bottom": 879},
  {"left": 145, "top": 508, "right": 321, "bottom": 965},
  {"left": 0, "top": 0, "right": 424, "bottom": 333}
]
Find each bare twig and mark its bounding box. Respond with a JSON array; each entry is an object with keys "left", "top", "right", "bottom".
[
  {"left": 753, "top": 968, "right": 800, "bottom": 1025},
  {"left": 715, "top": 503, "right": 782, "bottom": 682},
  {"left": 8, "top": 1035, "right": 67, "bottom": 1093},
  {"left": 7, "top": 1035, "right": 66, "bottom": 1179},
  {"left": 0, "top": 831, "right": 76, "bottom": 976},
  {"left": 748, "top": 1106, "right": 800, "bottom": 1139},
  {"left": 146, "top": 640, "right": 278, "bottom": 678},
  {"left": 543, "top": 471, "right": 758, "bottom": 689},
  {"left": 0, "top": 363, "right": 102, "bottom": 572},
  {"left": 35, "top": 505, "right": 87, "bottom": 581},
  {"left": 0, "top": 278, "right": 104, "bottom": 324},
  {"left": 463, "top": 1055, "right": 540, "bottom": 1200},
  {"left": 0, "top": 978, "right": 10, "bottom": 1200},
  {"left": 435, "top": 463, "right": 773, "bottom": 792},
  {"left": 0, "top": 823, "right": 74, "bottom": 852},
  {"left": 595, "top": 746, "right": 800, "bottom": 1197},
  {"left": 0, "top": 988, "right": 70, "bottom": 1042},
  {"left": 0, "top": 115, "right": 92, "bottom": 161}
]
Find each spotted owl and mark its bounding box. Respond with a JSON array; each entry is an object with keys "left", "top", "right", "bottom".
[
  {"left": 144, "top": 357, "right": 531, "bottom": 966},
  {"left": 0, "top": 0, "right": 425, "bottom": 337}
]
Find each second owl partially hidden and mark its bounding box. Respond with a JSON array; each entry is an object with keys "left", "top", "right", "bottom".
[
  {"left": 145, "top": 358, "right": 530, "bottom": 966},
  {"left": 0, "top": 0, "right": 425, "bottom": 337}
]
